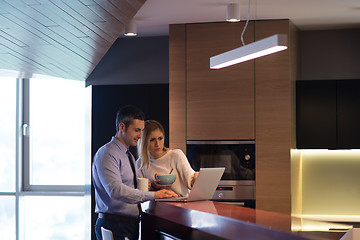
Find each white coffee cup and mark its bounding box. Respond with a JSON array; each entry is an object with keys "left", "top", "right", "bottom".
[{"left": 137, "top": 178, "right": 148, "bottom": 191}]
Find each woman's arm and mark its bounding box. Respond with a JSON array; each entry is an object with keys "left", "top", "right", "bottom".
[{"left": 174, "top": 149, "right": 196, "bottom": 189}]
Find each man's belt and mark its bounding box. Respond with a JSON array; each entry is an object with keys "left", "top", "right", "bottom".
[{"left": 98, "top": 212, "right": 140, "bottom": 224}]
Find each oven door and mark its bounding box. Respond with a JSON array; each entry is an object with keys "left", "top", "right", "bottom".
[
  {"left": 186, "top": 140, "right": 255, "bottom": 181},
  {"left": 186, "top": 140, "right": 256, "bottom": 202}
]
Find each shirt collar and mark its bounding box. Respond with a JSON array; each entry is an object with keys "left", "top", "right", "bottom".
[{"left": 111, "top": 136, "right": 128, "bottom": 152}]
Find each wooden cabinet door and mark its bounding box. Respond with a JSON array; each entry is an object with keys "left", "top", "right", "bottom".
[
  {"left": 296, "top": 80, "right": 337, "bottom": 149},
  {"left": 337, "top": 80, "right": 360, "bottom": 148},
  {"left": 186, "top": 22, "right": 255, "bottom": 140},
  {"left": 297, "top": 80, "right": 360, "bottom": 149}
]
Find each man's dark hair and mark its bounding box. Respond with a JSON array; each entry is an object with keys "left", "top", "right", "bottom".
[{"left": 115, "top": 105, "right": 145, "bottom": 132}]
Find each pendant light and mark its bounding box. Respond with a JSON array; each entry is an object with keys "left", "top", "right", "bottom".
[
  {"left": 210, "top": 34, "right": 287, "bottom": 69},
  {"left": 124, "top": 19, "right": 137, "bottom": 36},
  {"left": 226, "top": 3, "right": 240, "bottom": 22},
  {"left": 210, "top": 0, "right": 288, "bottom": 69}
]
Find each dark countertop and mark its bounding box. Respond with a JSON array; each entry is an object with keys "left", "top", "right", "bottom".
[{"left": 141, "top": 200, "right": 352, "bottom": 240}]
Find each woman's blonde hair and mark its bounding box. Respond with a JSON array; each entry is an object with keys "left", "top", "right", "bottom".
[{"left": 137, "top": 120, "right": 167, "bottom": 169}]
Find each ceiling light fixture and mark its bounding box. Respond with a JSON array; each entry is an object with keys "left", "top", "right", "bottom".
[
  {"left": 210, "top": 0, "right": 288, "bottom": 69},
  {"left": 226, "top": 3, "right": 240, "bottom": 22},
  {"left": 210, "top": 34, "right": 288, "bottom": 69},
  {"left": 124, "top": 19, "right": 137, "bottom": 36}
]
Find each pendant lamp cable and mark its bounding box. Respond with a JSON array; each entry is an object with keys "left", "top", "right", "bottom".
[{"left": 240, "top": 0, "right": 251, "bottom": 46}]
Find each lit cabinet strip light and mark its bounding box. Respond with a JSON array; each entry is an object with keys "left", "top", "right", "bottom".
[{"left": 210, "top": 34, "right": 288, "bottom": 69}]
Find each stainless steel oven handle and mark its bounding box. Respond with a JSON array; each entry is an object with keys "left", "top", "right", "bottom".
[{"left": 218, "top": 202, "right": 245, "bottom": 206}]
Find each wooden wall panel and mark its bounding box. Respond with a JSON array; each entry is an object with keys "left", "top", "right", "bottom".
[
  {"left": 186, "top": 22, "right": 255, "bottom": 140},
  {"left": 254, "top": 20, "right": 298, "bottom": 214},
  {"left": 169, "top": 24, "right": 187, "bottom": 152},
  {"left": 0, "top": 0, "right": 146, "bottom": 81},
  {"left": 169, "top": 20, "right": 299, "bottom": 214}
]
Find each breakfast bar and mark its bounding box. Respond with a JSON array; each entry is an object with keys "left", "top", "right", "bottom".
[{"left": 141, "top": 201, "right": 352, "bottom": 240}]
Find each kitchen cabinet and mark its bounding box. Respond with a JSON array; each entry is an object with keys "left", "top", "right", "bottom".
[
  {"left": 169, "top": 24, "right": 187, "bottom": 151},
  {"left": 254, "top": 20, "right": 298, "bottom": 215},
  {"left": 296, "top": 80, "right": 360, "bottom": 149},
  {"left": 170, "top": 20, "right": 298, "bottom": 215},
  {"left": 296, "top": 80, "right": 337, "bottom": 148},
  {"left": 186, "top": 22, "right": 255, "bottom": 140},
  {"left": 337, "top": 80, "right": 360, "bottom": 148}
]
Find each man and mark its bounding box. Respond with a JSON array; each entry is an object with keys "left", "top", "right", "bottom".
[{"left": 92, "top": 105, "right": 177, "bottom": 240}]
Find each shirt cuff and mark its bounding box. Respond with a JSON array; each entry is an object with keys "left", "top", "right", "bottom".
[{"left": 143, "top": 190, "right": 155, "bottom": 201}]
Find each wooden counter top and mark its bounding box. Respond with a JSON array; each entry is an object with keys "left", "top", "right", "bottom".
[{"left": 141, "top": 201, "right": 351, "bottom": 240}]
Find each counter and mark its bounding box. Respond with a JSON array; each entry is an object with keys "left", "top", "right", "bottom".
[{"left": 141, "top": 201, "right": 352, "bottom": 240}]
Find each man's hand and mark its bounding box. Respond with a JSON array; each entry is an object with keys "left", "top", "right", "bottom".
[{"left": 154, "top": 189, "right": 178, "bottom": 199}]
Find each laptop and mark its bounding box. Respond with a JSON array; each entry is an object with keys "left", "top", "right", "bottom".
[{"left": 155, "top": 167, "right": 225, "bottom": 202}]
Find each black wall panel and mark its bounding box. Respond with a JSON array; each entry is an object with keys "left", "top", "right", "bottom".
[
  {"left": 91, "top": 84, "right": 169, "bottom": 157},
  {"left": 91, "top": 83, "right": 169, "bottom": 239}
]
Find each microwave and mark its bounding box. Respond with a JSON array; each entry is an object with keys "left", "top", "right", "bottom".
[
  {"left": 186, "top": 140, "right": 255, "bottom": 203},
  {"left": 186, "top": 140, "right": 255, "bottom": 181}
]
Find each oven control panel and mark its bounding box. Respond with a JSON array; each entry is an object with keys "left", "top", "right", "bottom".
[
  {"left": 216, "top": 186, "right": 233, "bottom": 191},
  {"left": 213, "top": 185, "right": 255, "bottom": 200}
]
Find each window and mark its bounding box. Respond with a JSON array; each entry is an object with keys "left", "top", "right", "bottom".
[
  {"left": 25, "top": 79, "right": 88, "bottom": 190},
  {"left": 0, "top": 77, "right": 91, "bottom": 240},
  {"left": 0, "top": 78, "right": 16, "bottom": 238},
  {"left": 23, "top": 196, "right": 88, "bottom": 239},
  {"left": 0, "top": 195, "right": 15, "bottom": 238},
  {"left": 0, "top": 78, "right": 16, "bottom": 192}
]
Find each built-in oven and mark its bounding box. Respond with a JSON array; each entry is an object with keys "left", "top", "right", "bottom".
[{"left": 186, "top": 140, "right": 255, "bottom": 208}]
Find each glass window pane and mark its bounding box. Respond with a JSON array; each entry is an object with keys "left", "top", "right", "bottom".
[
  {"left": 0, "top": 78, "right": 16, "bottom": 191},
  {"left": 29, "top": 79, "right": 89, "bottom": 185},
  {"left": 22, "top": 196, "right": 89, "bottom": 240},
  {"left": 0, "top": 196, "right": 16, "bottom": 239}
]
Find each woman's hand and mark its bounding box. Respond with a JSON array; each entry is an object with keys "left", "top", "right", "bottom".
[
  {"left": 152, "top": 173, "right": 169, "bottom": 190},
  {"left": 154, "top": 189, "right": 178, "bottom": 199},
  {"left": 147, "top": 179, "right": 151, "bottom": 191},
  {"left": 190, "top": 171, "right": 199, "bottom": 187}
]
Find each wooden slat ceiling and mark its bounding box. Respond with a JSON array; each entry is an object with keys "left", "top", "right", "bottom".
[{"left": 0, "top": 0, "right": 145, "bottom": 81}]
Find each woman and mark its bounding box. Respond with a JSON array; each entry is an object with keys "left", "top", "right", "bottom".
[{"left": 136, "top": 120, "right": 198, "bottom": 197}]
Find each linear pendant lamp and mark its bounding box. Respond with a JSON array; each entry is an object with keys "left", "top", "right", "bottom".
[{"left": 210, "top": 34, "right": 288, "bottom": 69}]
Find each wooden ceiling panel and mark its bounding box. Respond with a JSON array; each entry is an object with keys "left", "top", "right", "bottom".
[
  {"left": 39, "top": 45, "right": 91, "bottom": 75},
  {"left": 9, "top": 1, "right": 58, "bottom": 27},
  {"left": 0, "top": 45, "right": 8, "bottom": 54},
  {"left": 65, "top": 1, "right": 105, "bottom": 24},
  {"left": 93, "top": 0, "right": 131, "bottom": 23},
  {"left": 5, "top": 32, "right": 95, "bottom": 77},
  {"left": 1, "top": 29, "right": 28, "bottom": 47},
  {"left": 46, "top": 25, "right": 99, "bottom": 59},
  {"left": 78, "top": 36, "right": 110, "bottom": 53},
  {"left": 0, "top": 0, "right": 146, "bottom": 80},
  {"left": 32, "top": 3, "right": 89, "bottom": 38},
  {"left": 87, "top": 5, "right": 124, "bottom": 39},
  {"left": 127, "top": 0, "right": 145, "bottom": 9},
  {"left": 78, "top": 0, "right": 98, "bottom": 6}
]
